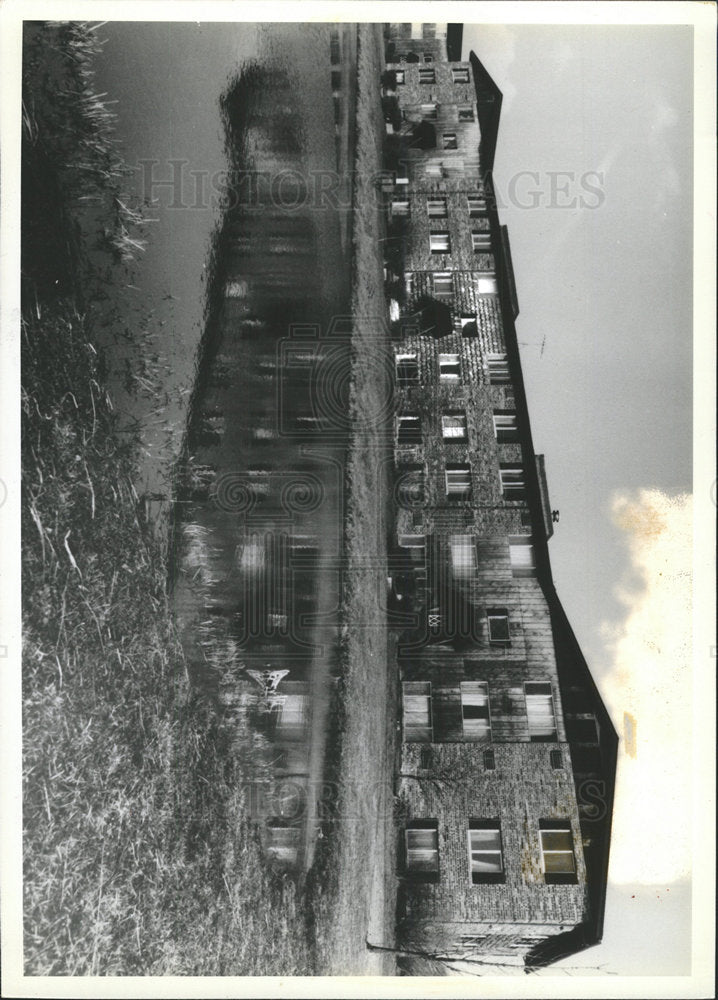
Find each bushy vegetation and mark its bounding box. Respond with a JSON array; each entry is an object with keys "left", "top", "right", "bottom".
[{"left": 21, "top": 21, "right": 311, "bottom": 976}]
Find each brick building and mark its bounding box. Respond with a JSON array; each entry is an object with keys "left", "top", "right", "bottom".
[{"left": 382, "top": 23, "right": 617, "bottom": 970}]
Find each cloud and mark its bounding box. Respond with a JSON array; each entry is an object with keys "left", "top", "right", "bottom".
[
  {"left": 551, "top": 38, "right": 579, "bottom": 76},
  {"left": 599, "top": 489, "right": 693, "bottom": 885},
  {"left": 650, "top": 95, "right": 680, "bottom": 134}
]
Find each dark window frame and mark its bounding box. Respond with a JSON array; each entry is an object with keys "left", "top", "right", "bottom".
[
  {"left": 468, "top": 819, "right": 505, "bottom": 885},
  {"left": 539, "top": 819, "right": 578, "bottom": 884},
  {"left": 404, "top": 819, "right": 440, "bottom": 881},
  {"left": 487, "top": 607, "right": 511, "bottom": 645}
]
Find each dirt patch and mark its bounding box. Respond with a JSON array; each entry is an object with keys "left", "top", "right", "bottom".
[{"left": 308, "top": 23, "right": 399, "bottom": 975}]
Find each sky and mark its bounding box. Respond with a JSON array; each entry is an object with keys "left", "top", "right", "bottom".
[
  {"left": 462, "top": 21, "right": 697, "bottom": 978},
  {"left": 462, "top": 23, "right": 693, "bottom": 664}
]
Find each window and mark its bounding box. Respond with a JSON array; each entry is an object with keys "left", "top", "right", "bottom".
[
  {"left": 432, "top": 272, "right": 453, "bottom": 296},
  {"left": 293, "top": 415, "right": 321, "bottom": 433},
  {"left": 391, "top": 198, "right": 409, "bottom": 217},
  {"left": 509, "top": 536, "right": 536, "bottom": 575},
  {"left": 571, "top": 716, "right": 599, "bottom": 744},
  {"left": 419, "top": 745, "right": 432, "bottom": 769},
  {"left": 266, "top": 825, "right": 300, "bottom": 865},
  {"left": 398, "top": 415, "right": 421, "bottom": 444},
  {"left": 402, "top": 682, "right": 432, "bottom": 741},
  {"left": 410, "top": 22, "right": 423, "bottom": 39},
  {"left": 394, "top": 69, "right": 405, "bottom": 84},
  {"left": 289, "top": 533, "right": 319, "bottom": 561},
  {"left": 398, "top": 533, "right": 425, "bottom": 551},
  {"left": 525, "top": 682, "right": 558, "bottom": 741},
  {"left": 405, "top": 821, "right": 439, "bottom": 877},
  {"left": 427, "top": 607, "right": 442, "bottom": 630},
  {"left": 419, "top": 68, "right": 436, "bottom": 84},
  {"left": 450, "top": 535, "right": 476, "bottom": 577},
  {"left": 539, "top": 820, "right": 577, "bottom": 883},
  {"left": 472, "top": 230, "right": 492, "bottom": 251},
  {"left": 446, "top": 463, "right": 472, "bottom": 499},
  {"left": 246, "top": 468, "right": 270, "bottom": 498},
  {"left": 458, "top": 106, "right": 474, "bottom": 121},
  {"left": 423, "top": 53, "right": 434, "bottom": 63},
  {"left": 477, "top": 274, "right": 498, "bottom": 294},
  {"left": 267, "top": 609, "right": 288, "bottom": 631},
  {"left": 442, "top": 158, "right": 464, "bottom": 176},
  {"left": 442, "top": 412, "right": 467, "bottom": 439},
  {"left": 550, "top": 749, "right": 564, "bottom": 770},
  {"left": 397, "top": 464, "right": 424, "bottom": 508},
  {"left": 500, "top": 464, "right": 527, "bottom": 501},
  {"left": 452, "top": 67, "right": 470, "bottom": 84},
  {"left": 439, "top": 353, "right": 460, "bottom": 380},
  {"left": 487, "top": 608, "right": 510, "bottom": 644},
  {"left": 493, "top": 411, "right": 518, "bottom": 442},
  {"left": 430, "top": 231, "right": 451, "bottom": 254},
  {"left": 487, "top": 353, "right": 510, "bottom": 384},
  {"left": 468, "top": 821, "right": 504, "bottom": 883},
  {"left": 425, "top": 160, "right": 442, "bottom": 179},
  {"left": 427, "top": 197, "right": 447, "bottom": 217},
  {"left": 461, "top": 682, "right": 491, "bottom": 740},
  {"left": 511, "top": 935, "right": 548, "bottom": 949},
  {"left": 443, "top": 132, "right": 458, "bottom": 150},
  {"left": 396, "top": 353, "right": 419, "bottom": 386},
  {"left": 468, "top": 196, "right": 487, "bottom": 217},
  {"left": 277, "top": 694, "right": 308, "bottom": 739},
  {"left": 460, "top": 315, "right": 478, "bottom": 338},
  {"left": 483, "top": 748, "right": 496, "bottom": 771},
  {"left": 420, "top": 102, "right": 438, "bottom": 119}
]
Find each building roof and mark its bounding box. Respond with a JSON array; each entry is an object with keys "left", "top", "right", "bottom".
[
  {"left": 446, "top": 24, "right": 464, "bottom": 61},
  {"left": 488, "top": 175, "right": 618, "bottom": 965},
  {"left": 469, "top": 51, "right": 503, "bottom": 175}
]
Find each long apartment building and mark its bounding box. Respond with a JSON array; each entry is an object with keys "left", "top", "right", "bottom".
[{"left": 382, "top": 23, "right": 617, "bottom": 970}]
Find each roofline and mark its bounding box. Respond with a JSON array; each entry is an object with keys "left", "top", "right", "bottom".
[
  {"left": 469, "top": 50, "right": 503, "bottom": 175},
  {"left": 543, "top": 588, "right": 619, "bottom": 943},
  {"left": 446, "top": 24, "right": 463, "bottom": 61},
  {"left": 487, "top": 179, "right": 618, "bottom": 946}
]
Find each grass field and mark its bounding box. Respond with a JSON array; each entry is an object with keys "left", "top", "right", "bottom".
[
  {"left": 21, "top": 19, "right": 397, "bottom": 977},
  {"left": 21, "top": 22, "right": 312, "bottom": 976}
]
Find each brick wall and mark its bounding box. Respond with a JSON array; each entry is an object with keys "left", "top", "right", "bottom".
[
  {"left": 385, "top": 22, "right": 591, "bottom": 960},
  {"left": 390, "top": 61, "right": 476, "bottom": 111},
  {"left": 391, "top": 326, "right": 533, "bottom": 528},
  {"left": 383, "top": 55, "right": 484, "bottom": 192},
  {"left": 397, "top": 743, "right": 590, "bottom": 952},
  {"left": 398, "top": 201, "right": 494, "bottom": 273}
]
